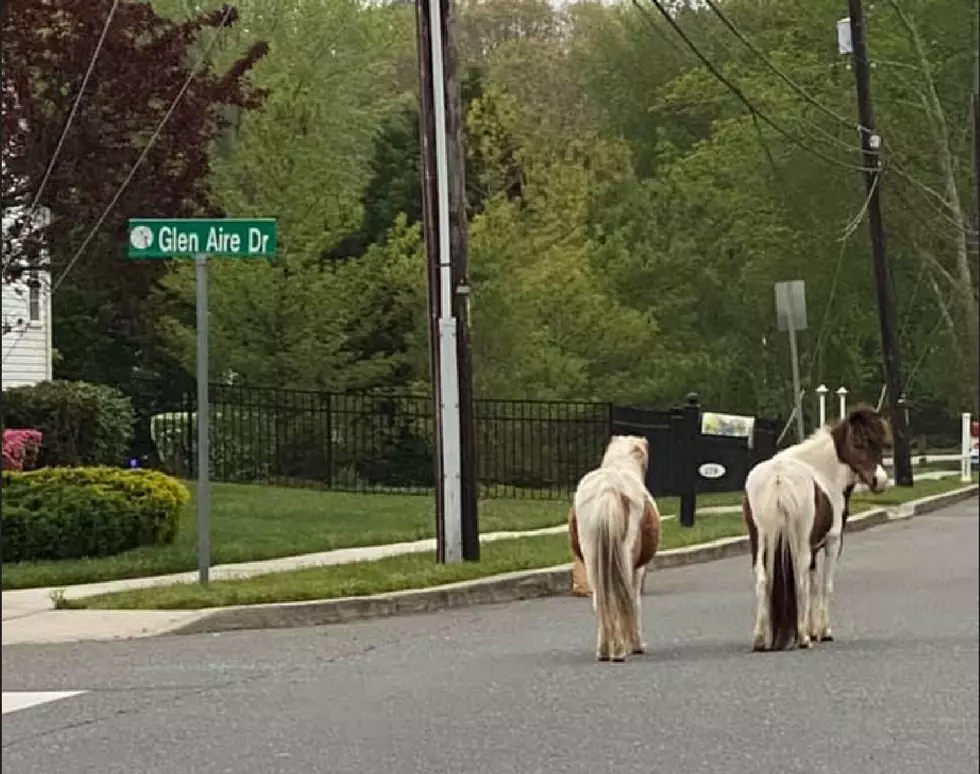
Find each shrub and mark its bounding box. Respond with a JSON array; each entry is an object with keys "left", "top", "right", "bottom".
[
  {"left": 2, "top": 429, "right": 43, "bottom": 471},
  {"left": 1, "top": 466, "right": 189, "bottom": 563},
  {"left": 1, "top": 380, "right": 134, "bottom": 467}
]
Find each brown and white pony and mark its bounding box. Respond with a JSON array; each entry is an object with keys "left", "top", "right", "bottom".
[
  {"left": 742, "top": 405, "right": 890, "bottom": 651},
  {"left": 568, "top": 435, "right": 661, "bottom": 662}
]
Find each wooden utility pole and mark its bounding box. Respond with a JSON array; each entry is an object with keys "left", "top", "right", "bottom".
[
  {"left": 846, "top": 0, "right": 913, "bottom": 486},
  {"left": 414, "top": 0, "right": 445, "bottom": 557},
  {"left": 416, "top": 0, "right": 479, "bottom": 561}
]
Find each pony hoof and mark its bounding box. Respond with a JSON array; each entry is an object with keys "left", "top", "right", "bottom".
[
  {"left": 798, "top": 638, "right": 812, "bottom": 650},
  {"left": 611, "top": 654, "right": 628, "bottom": 663},
  {"left": 820, "top": 632, "right": 835, "bottom": 642},
  {"left": 752, "top": 635, "right": 767, "bottom": 652},
  {"left": 632, "top": 642, "right": 647, "bottom": 655},
  {"left": 596, "top": 652, "right": 610, "bottom": 662}
]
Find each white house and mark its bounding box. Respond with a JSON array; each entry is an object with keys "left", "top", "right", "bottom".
[{"left": 2, "top": 206, "right": 53, "bottom": 390}]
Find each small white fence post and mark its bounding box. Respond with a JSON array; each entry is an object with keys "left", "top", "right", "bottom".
[
  {"left": 816, "top": 384, "right": 828, "bottom": 427},
  {"left": 961, "top": 412, "right": 973, "bottom": 483},
  {"left": 836, "top": 386, "right": 848, "bottom": 420}
]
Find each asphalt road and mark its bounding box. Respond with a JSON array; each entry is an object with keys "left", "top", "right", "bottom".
[{"left": 3, "top": 499, "right": 978, "bottom": 774}]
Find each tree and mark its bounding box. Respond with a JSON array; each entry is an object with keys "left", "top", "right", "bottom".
[{"left": 1, "top": 0, "right": 269, "bottom": 390}]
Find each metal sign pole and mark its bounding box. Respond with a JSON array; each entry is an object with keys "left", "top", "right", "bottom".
[
  {"left": 774, "top": 280, "right": 808, "bottom": 444},
  {"left": 195, "top": 253, "right": 211, "bottom": 585},
  {"left": 787, "top": 321, "right": 804, "bottom": 443}
]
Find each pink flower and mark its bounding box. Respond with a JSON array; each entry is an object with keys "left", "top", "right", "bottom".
[{"left": 2, "top": 428, "right": 43, "bottom": 471}]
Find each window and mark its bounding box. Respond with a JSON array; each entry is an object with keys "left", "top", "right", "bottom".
[{"left": 27, "top": 274, "right": 41, "bottom": 323}]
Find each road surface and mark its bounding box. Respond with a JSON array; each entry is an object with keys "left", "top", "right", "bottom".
[{"left": 3, "top": 499, "right": 978, "bottom": 774}]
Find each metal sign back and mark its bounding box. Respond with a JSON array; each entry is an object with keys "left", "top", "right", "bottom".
[{"left": 774, "top": 280, "right": 808, "bottom": 332}]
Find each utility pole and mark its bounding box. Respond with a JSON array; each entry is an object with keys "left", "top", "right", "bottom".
[
  {"left": 973, "top": 15, "right": 979, "bottom": 254},
  {"left": 416, "top": 0, "right": 479, "bottom": 561},
  {"left": 414, "top": 0, "right": 445, "bottom": 558},
  {"left": 845, "top": 0, "right": 914, "bottom": 486},
  {"left": 440, "top": 0, "right": 480, "bottom": 562}
]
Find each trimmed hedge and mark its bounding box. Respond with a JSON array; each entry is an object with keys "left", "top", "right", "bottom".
[
  {"left": 1, "top": 380, "right": 134, "bottom": 467},
  {"left": 1, "top": 467, "right": 189, "bottom": 564}
]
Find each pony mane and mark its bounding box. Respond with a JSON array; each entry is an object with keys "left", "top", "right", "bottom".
[{"left": 601, "top": 434, "right": 649, "bottom": 477}]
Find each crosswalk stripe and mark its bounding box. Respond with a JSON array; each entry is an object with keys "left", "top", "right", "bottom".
[{"left": 1, "top": 691, "right": 86, "bottom": 715}]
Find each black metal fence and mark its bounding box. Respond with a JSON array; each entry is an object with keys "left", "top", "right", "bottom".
[{"left": 143, "top": 384, "right": 611, "bottom": 499}]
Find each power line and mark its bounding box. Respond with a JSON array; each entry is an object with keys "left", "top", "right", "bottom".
[
  {"left": 803, "top": 173, "right": 879, "bottom": 390},
  {"left": 701, "top": 0, "right": 860, "bottom": 135},
  {"left": 640, "top": 0, "right": 876, "bottom": 173},
  {"left": 53, "top": 6, "right": 234, "bottom": 294},
  {"left": 28, "top": 0, "right": 120, "bottom": 217}
]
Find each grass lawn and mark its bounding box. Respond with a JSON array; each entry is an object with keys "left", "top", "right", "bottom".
[
  {"left": 62, "top": 475, "right": 976, "bottom": 612},
  {"left": 1, "top": 482, "right": 743, "bottom": 591},
  {"left": 64, "top": 512, "right": 750, "bottom": 611}
]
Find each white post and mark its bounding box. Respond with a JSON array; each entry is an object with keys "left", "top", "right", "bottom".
[
  {"left": 961, "top": 413, "right": 973, "bottom": 483},
  {"left": 816, "top": 384, "right": 828, "bottom": 427},
  {"left": 428, "top": 0, "right": 462, "bottom": 563},
  {"left": 837, "top": 386, "right": 848, "bottom": 419}
]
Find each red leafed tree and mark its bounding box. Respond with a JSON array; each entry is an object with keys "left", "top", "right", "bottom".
[{"left": 1, "top": 1, "right": 268, "bottom": 388}]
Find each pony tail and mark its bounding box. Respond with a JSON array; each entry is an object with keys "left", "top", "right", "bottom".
[
  {"left": 591, "top": 491, "right": 636, "bottom": 658},
  {"left": 768, "top": 529, "right": 798, "bottom": 650}
]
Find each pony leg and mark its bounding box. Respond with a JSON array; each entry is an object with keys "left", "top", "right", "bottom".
[
  {"left": 584, "top": 552, "right": 610, "bottom": 661},
  {"left": 807, "top": 553, "right": 823, "bottom": 643},
  {"left": 752, "top": 556, "right": 769, "bottom": 651},
  {"left": 818, "top": 536, "right": 840, "bottom": 641},
  {"left": 631, "top": 567, "right": 647, "bottom": 654},
  {"left": 795, "top": 558, "right": 812, "bottom": 649}
]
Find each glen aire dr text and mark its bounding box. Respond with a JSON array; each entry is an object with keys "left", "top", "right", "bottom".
[{"left": 158, "top": 226, "right": 271, "bottom": 254}]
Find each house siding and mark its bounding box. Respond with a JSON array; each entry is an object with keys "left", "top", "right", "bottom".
[{"left": 2, "top": 271, "right": 52, "bottom": 390}]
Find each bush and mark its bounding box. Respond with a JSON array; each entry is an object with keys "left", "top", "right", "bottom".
[
  {"left": 2, "top": 380, "right": 134, "bottom": 467},
  {"left": 2, "top": 429, "right": 43, "bottom": 471},
  {"left": 1, "top": 466, "right": 189, "bottom": 563}
]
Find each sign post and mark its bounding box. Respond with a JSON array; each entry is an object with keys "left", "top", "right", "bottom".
[
  {"left": 128, "top": 218, "right": 277, "bottom": 584},
  {"left": 774, "top": 280, "right": 808, "bottom": 443},
  {"left": 962, "top": 413, "right": 977, "bottom": 483}
]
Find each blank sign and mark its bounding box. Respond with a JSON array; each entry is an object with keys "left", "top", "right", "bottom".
[{"left": 774, "top": 280, "right": 808, "bottom": 332}]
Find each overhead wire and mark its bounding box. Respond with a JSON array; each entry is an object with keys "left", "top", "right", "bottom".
[
  {"left": 640, "top": 0, "right": 877, "bottom": 173},
  {"left": 52, "top": 4, "right": 236, "bottom": 294},
  {"left": 27, "top": 0, "right": 121, "bottom": 218},
  {"left": 700, "top": 0, "right": 859, "bottom": 134}
]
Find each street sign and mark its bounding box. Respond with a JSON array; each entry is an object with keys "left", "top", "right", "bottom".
[
  {"left": 127, "top": 218, "right": 277, "bottom": 259},
  {"left": 126, "top": 216, "right": 276, "bottom": 585},
  {"left": 774, "top": 280, "right": 808, "bottom": 332}
]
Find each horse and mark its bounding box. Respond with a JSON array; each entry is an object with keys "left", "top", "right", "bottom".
[
  {"left": 742, "top": 405, "right": 890, "bottom": 652},
  {"left": 568, "top": 435, "right": 661, "bottom": 662}
]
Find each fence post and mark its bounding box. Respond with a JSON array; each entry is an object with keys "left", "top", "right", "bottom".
[
  {"left": 816, "top": 384, "right": 828, "bottom": 427},
  {"left": 184, "top": 390, "right": 195, "bottom": 479},
  {"left": 324, "top": 393, "right": 333, "bottom": 489},
  {"left": 962, "top": 413, "right": 973, "bottom": 483},
  {"left": 836, "top": 386, "right": 848, "bottom": 419},
  {"left": 676, "top": 392, "right": 701, "bottom": 528}
]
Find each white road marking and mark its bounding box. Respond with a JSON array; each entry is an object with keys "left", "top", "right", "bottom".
[{"left": 1, "top": 691, "right": 86, "bottom": 715}]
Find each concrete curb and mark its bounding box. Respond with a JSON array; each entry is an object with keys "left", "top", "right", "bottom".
[{"left": 170, "top": 484, "right": 978, "bottom": 637}]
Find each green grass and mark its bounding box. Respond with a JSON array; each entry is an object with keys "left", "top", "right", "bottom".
[
  {"left": 62, "top": 475, "right": 977, "bottom": 612},
  {"left": 65, "top": 512, "right": 751, "bottom": 611},
  {"left": 7, "top": 474, "right": 974, "bottom": 592},
  {"left": 1, "top": 482, "right": 745, "bottom": 591}
]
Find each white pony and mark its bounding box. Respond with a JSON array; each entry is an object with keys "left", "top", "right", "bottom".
[
  {"left": 569, "top": 435, "right": 661, "bottom": 662},
  {"left": 742, "top": 405, "right": 890, "bottom": 651}
]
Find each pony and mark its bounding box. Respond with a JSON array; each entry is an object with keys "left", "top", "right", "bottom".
[
  {"left": 568, "top": 435, "right": 661, "bottom": 662},
  {"left": 742, "top": 405, "right": 890, "bottom": 652}
]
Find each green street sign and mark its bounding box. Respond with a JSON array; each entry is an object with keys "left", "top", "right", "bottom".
[{"left": 127, "top": 218, "right": 277, "bottom": 258}]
